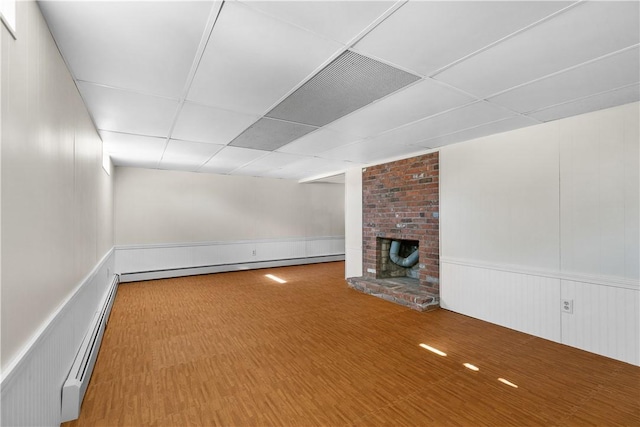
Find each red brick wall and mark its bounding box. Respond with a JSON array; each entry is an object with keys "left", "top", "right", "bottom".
[{"left": 362, "top": 152, "right": 439, "bottom": 294}]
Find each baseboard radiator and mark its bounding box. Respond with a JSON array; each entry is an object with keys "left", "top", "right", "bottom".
[{"left": 61, "top": 274, "right": 119, "bottom": 423}]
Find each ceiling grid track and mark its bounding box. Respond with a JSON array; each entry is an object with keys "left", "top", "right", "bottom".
[
  {"left": 39, "top": 0, "right": 638, "bottom": 179},
  {"left": 157, "top": 0, "right": 225, "bottom": 168},
  {"left": 525, "top": 82, "right": 640, "bottom": 117},
  {"left": 483, "top": 43, "right": 640, "bottom": 100},
  {"left": 429, "top": 1, "right": 585, "bottom": 78},
  {"left": 228, "top": 50, "right": 420, "bottom": 152},
  {"left": 221, "top": 1, "right": 414, "bottom": 160}
]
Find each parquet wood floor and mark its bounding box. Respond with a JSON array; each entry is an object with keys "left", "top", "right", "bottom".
[{"left": 64, "top": 262, "right": 640, "bottom": 426}]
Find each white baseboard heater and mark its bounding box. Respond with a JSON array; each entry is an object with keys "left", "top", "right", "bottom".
[{"left": 61, "top": 274, "right": 119, "bottom": 423}]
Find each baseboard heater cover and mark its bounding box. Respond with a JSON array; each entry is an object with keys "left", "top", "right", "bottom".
[
  {"left": 119, "top": 254, "right": 345, "bottom": 283},
  {"left": 61, "top": 274, "right": 119, "bottom": 423}
]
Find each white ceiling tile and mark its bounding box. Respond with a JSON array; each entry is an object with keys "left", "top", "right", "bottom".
[
  {"left": 172, "top": 102, "right": 259, "bottom": 145},
  {"left": 489, "top": 47, "right": 640, "bottom": 113},
  {"left": 100, "top": 131, "right": 166, "bottom": 168},
  {"left": 260, "top": 169, "right": 308, "bottom": 180},
  {"left": 241, "top": 1, "right": 395, "bottom": 45},
  {"left": 188, "top": 1, "right": 342, "bottom": 115},
  {"left": 79, "top": 82, "right": 178, "bottom": 137},
  {"left": 435, "top": 1, "right": 640, "bottom": 97},
  {"left": 160, "top": 139, "right": 223, "bottom": 169},
  {"left": 363, "top": 101, "right": 517, "bottom": 148},
  {"left": 277, "top": 128, "right": 362, "bottom": 155},
  {"left": 319, "top": 138, "right": 425, "bottom": 164},
  {"left": 327, "top": 79, "right": 475, "bottom": 137},
  {"left": 157, "top": 161, "right": 207, "bottom": 172},
  {"left": 307, "top": 174, "right": 345, "bottom": 184},
  {"left": 40, "top": 0, "right": 639, "bottom": 180},
  {"left": 230, "top": 152, "right": 309, "bottom": 176},
  {"left": 199, "top": 146, "right": 268, "bottom": 174},
  {"left": 265, "top": 157, "right": 362, "bottom": 180},
  {"left": 527, "top": 84, "right": 640, "bottom": 123},
  {"left": 39, "top": 1, "right": 213, "bottom": 98},
  {"left": 411, "top": 116, "right": 540, "bottom": 149},
  {"left": 355, "top": 1, "right": 571, "bottom": 76}
]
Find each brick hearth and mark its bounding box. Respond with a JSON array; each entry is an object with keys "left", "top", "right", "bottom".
[{"left": 347, "top": 276, "right": 438, "bottom": 311}]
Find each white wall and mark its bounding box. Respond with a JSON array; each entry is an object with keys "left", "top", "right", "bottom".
[
  {"left": 440, "top": 102, "right": 639, "bottom": 365},
  {"left": 344, "top": 167, "right": 362, "bottom": 278},
  {"left": 113, "top": 167, "right": 345, "bottom": 276},
  {"left": 1, "top": 0, "right": 114, "bottom": 424},
  {"left": 115, "top": 167, "right": 344, "bottom": 245}
]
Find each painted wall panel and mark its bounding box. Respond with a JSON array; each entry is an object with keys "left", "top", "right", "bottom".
[
  {"left": 1, "top": 1, "right": 115, "bottom": 424},
  {"left": 1, "top": 0, "right": 113, "bottom": 371},
  {"left": 560, "top": 103, "right": 639, "bottom": 280},
  {"left": 440, "top": 125, "right": 560, "bottom": 271},
  {"left": 344, "top": 167, "right": 363, "bottom": 278},
  {"left": 624, "top": 106, "right": 640, "bottom": 280},
  {"left": 440, "top": 103, "right": 639, "bottom": 365},
  {"left": 114, "top": 167, "right": 345, "bottom": 245}
]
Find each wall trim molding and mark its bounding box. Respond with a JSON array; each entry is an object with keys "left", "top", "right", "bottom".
[
  {"left": 119, "top": 255, "right": 345, "bottom": 282},
  {"left": 1, "top": 248, "right": 115, "bottom": 389},
  {"left": 441, "top": 257, "right": 639, "bottom": 291},
  {"left": 115, "top": 236, "right": 345, "bottom": 251},
  {"left": 114, "top": 236, "right": 345, "bottom": 279}
]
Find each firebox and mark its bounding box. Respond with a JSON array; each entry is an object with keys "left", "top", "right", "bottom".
[{"left": 377, "top": 238, "right": 419, "bottom": 281}]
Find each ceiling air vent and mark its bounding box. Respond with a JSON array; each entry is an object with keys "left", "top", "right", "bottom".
[
  {"left": 266, "top": 50, "right": 421, "bottom": 127},
  {"left": 228, "top": 117, "right": 317, "bottom": 151}
]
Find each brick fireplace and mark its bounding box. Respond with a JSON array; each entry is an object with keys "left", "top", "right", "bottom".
[{"left": 347, "top": 152, "right": 439, "bottom": 310}]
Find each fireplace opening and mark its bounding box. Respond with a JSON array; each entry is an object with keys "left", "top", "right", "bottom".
[{"left": 377, "top": 238, "right": 419, "bottom": 283}]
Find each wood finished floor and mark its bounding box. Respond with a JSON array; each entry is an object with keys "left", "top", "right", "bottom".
[{"left": 65, "top": 262, "right": 640, "bottom": 426}]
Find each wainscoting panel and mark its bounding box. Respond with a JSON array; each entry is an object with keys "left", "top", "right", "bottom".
[
  {"left": 115, "top": 236, "right": 345, "bottom": 278},
  {"left": 306, "top": 237, "right": 346, "bottom": 258},
  {"left": 0, "top": 250, "right": 116, "bottom": 427},
  {"left": 441, "top": 259, "right": 640, "bottom": 365},
  {"left": 561, "top": 280, "right": 639, "bottom": 365},
  {"left": 440, "top": 261, "right": 562, "bottom": 343},
  {"left": 255, "top": 240, "right": 308, "bottom": 262}
]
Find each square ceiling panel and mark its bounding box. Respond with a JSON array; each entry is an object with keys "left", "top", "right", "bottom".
[
  {"left": 362, "top": 101, "right": 518, "bottom": 149},
  {"left": 159, "top": 139, "right": 224, "bottom": 171},
  {"left": 78, "top": 82, "right": 178, "bottom": 138},
  {"left": 240, "top": 1, "right": 395, "bottom": 45},
  {"left": 100, "top": 131, "right": 167, "bottom": 168},
  {"left": 327, "top": 78, "right": 475, "bottom": 138},
  {"left": 39, "top": 1, "right": 213, "bottom": 98},
  {"left": 172, "top": 102, "right": 260, "bottom": 145},
  {"left": 265, "top": 50, "right": 420, "bottom": 127},
  {"left": 318, "top": 138, "right": 425, "bottom": 164},
  {"left": 528, "top": 84, "right": 640, "bottom": 123},
  {"left": 229, "top": 118, "right": 317, "bottom": 151},
  {"left": 435, "top": 1, "right": 640, "bottom": 97},
  {"left": 264, "top": 157, "right": 362, "bottom": 180},
  {"left": 277, "top": 127, "right": 362, "bottom": 156},
  {"left": 188, "top": 1, "right": 342, "bottom": 115},
  {"left": 199, "top": 146, "right": 268, "bottom": 174},
  {"left": 489, "top": 47, "right": 640, "bottom": 113},
  {"left": 411, "top": 116, "right": 540, "bottom": 149},
  {"left": 230, "top": 152, "right": 309, "bottom": 176},
  {"left": 354, "top": 1, "right": 572, "bottom": 76}
]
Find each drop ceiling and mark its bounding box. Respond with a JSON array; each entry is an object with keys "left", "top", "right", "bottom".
[{"left": 38, "top": 0, "right": 640, "bottom": 181}]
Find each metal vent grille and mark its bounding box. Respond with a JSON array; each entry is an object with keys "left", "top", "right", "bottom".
[
  {"left": 229, "top": 118, "right": 318, "bottom": 151},
  {"left": 266, "top": 50, "right": 421, "bottom": 127}
]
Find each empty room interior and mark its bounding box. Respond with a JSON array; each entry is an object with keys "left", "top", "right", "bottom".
[{"left": 1, "top": 0, "right": 639, "bottom": 426}]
